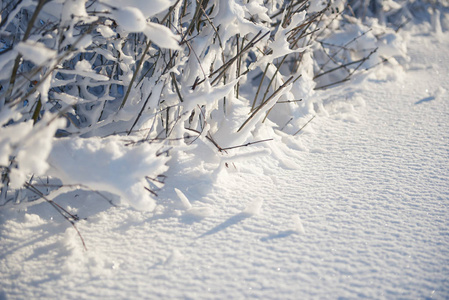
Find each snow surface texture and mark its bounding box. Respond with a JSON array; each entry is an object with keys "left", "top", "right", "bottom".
[{"left": 1, "top": 18, "right": 449, "bottom": 300}]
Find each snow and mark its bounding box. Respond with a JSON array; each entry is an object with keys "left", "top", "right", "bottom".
[
  {"left": 15, "top": 41, "right": 57, "bottom": 66},
  {"left": 71, "top": 60, "right": 110, "bottom": 81},
  {"left": 143, "top": 21, "right": 181, "bottom": 50},
  {"left": 0, "top": 50, "right": 17, "bottom": 81},
  {"left": 113, "top": 6, "right": 147, "bottom": 33},
  {"left": 103, "top": 0, "right": 176, "bottom": 18},
  {"left": 47, "top": 136, "right": 170, "bottom": 211},
  {"left": 0, "top": 114, "right": 64, "bottom": 191},
  {"left": 1, "top": 9, "right": 449, "bottom": 300},
  {"left": 61, "top": 0, "right": 88, "bottom": 22},
  {"left": 174, "top": 188, "right": 192, "bottom": 210},
  {"left": 105, "top": 2, "right": 181, "bottom": 49}
]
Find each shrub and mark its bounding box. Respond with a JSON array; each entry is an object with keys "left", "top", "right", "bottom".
[{"left": 0, "top": 0, "right": 405, "bottom": 210}]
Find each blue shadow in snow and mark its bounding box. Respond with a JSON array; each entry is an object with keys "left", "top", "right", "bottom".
[
  {"left": 198, "top": 212, "right": 251, "bottom": 238},
  {"left": 415, "top": 96, "right": 435, "bottom": 105},
  {"left": 260, "top": 230, "right": 298, "bottom": 242}
]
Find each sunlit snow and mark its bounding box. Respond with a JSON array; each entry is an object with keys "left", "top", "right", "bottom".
[{"left": 0, "top": 0, "right": 448, "bottom": 299}]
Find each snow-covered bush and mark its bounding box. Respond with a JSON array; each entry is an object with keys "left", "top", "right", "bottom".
[
  {"left": 347, "top": 0, "right": 449, "bottom": 33},
  {"left": 0, "top": 0, "right": 405, "bottom": 210}
]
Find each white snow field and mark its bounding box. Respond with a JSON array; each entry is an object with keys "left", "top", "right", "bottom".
[{"left": 1, "top": 22, "right": 449, "bottom": 300}]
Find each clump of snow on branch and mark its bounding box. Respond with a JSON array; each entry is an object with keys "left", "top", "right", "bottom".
[{"left": 48, "top": 136, "right": 169, "bottom": 211}]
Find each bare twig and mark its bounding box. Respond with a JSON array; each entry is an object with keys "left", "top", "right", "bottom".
[
  {"left": 4, "top": 0, "right": 48, "bottom": 103},
  {"left": 220, "top": 138, "right": 273, "bottom": 151},
  {"left": 293, "top": 115, "right": 315, "bottom": 135},
  {"left": 238, "top": 75, "right": 294, "bottom": 132},
  {"left": 24, "top": 182, "right": 87, "bottom": 251}
]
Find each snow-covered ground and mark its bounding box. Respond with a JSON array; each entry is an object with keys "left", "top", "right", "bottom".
[{"left": 1, "top": 23, "right": 448, "bottom": 300}]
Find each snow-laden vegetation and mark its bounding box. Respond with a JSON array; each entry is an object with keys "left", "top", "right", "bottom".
[{"left": 0, "top": 0, "right": 410, "bottom": 212}]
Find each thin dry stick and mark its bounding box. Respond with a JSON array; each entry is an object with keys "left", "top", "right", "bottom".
[
  {"left": 314, "top": 47, "right": 378, "bottom": 90},
  {"left": 262, "top": 74, "right": 302, "bottom": 123},
  {"left": 313, "top": 55, "right": 372, "bottom": 80},
  {"left": 304, "top": 4, "right": 331, "bottom": 44},
  {"left": 317, "top": 41, "right": 351, "bottom": 75},
  {"left": 165, "top": 106, "right": 170, "bottom": 137},
  {"left": 121, "top": 0, "right": 181, "bottom": 108},
  {"left": 166, "top": 105, "right": 184, "bottom": 138},
  {"left": 8, "top": 24, "right": 96, "bottom": 108},
  {"left": 260, "top": 55, "right": 288, "bottom": 105},
  {"left": 290, "top": 27, "right": 321, "bottom": 49},
  {"left": 280, "top": 117, "right": 293, "bottom": 131},
  {"left": 293, "top": 115, "right": 315, "bottom": 135},
  {"left": 129, "top": 93, "right": 153, "bottom": 136},
  {"left": 209, "top": 31, "right": 269, "bottom": 86},
  {"left": 171, "top": 72, "right": 184, "bottom": 103},
  {"left": 238, "top": 75, "right": 294, "bottom": 132},
  {"left": 195, "top": 0, "right": 228, "bottom": 97},
  {"left": 120, "top": 39, "right": 153, "bottom": 108},
  {"left": 161, "top": 49, "right": 180, "bottom": 75},
  {"left": 345, "top": 48, "right": 378, "bottom": 77},
  {"left": 262, "top": 72, "right": 303, "bottom": 124},
  {"left": 4, "top": 0, "right": 47, "bottom": 103},
  {"left": 251, "top": 63, "right": 271, "bottom": 112},
  {"left": 30, "top": 183, "right": 118, "bottom": 207},
  {"left": 270, "top": 0, "right": 306, "bottom": 20},
  {"left": 198, "top": 3, "right": 223, "bottom": 48},
  {"left": 184, "top": 127, "right": 224, "bottom": 151},
  {"left": 136, "top": 51, "right": 161, "bottom": 87},
  {"left": 317, "top": 29, "right": 372, "bottom": 73},
  {"left": 277, "top": 99, "right": 302, "bottom": 103},
  {"left": 197, "top": 1, "right": 229, "bottom": 108},
  {"left": 236, "top": 34, "right": 244, "bottom": 98},
  {"left": 220, "top": 138, "right": 273, "bottom": 151},
  {"left": 127, "top": 75, "right": 165, "bottom": 135},
  {"left": 287, "top": 15, "right": 321, "bottom": 43},
  {"left": 31, "top": 95, "right": 42, "bottom": 124},
  {"left": 314, "top": 78, "right": 350, "bottom": 90},
  {"left": 184, "top": 39, "right": 208, "bottom": 85},
  {"left": 312, "top": 4, "right": 344, "bottom": 41},
  {"left": 180, "top": 0, "right": 206, "bottom": 42},
  {"left": 24, "top": 182, "right": 87, "bottom": 251}
]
